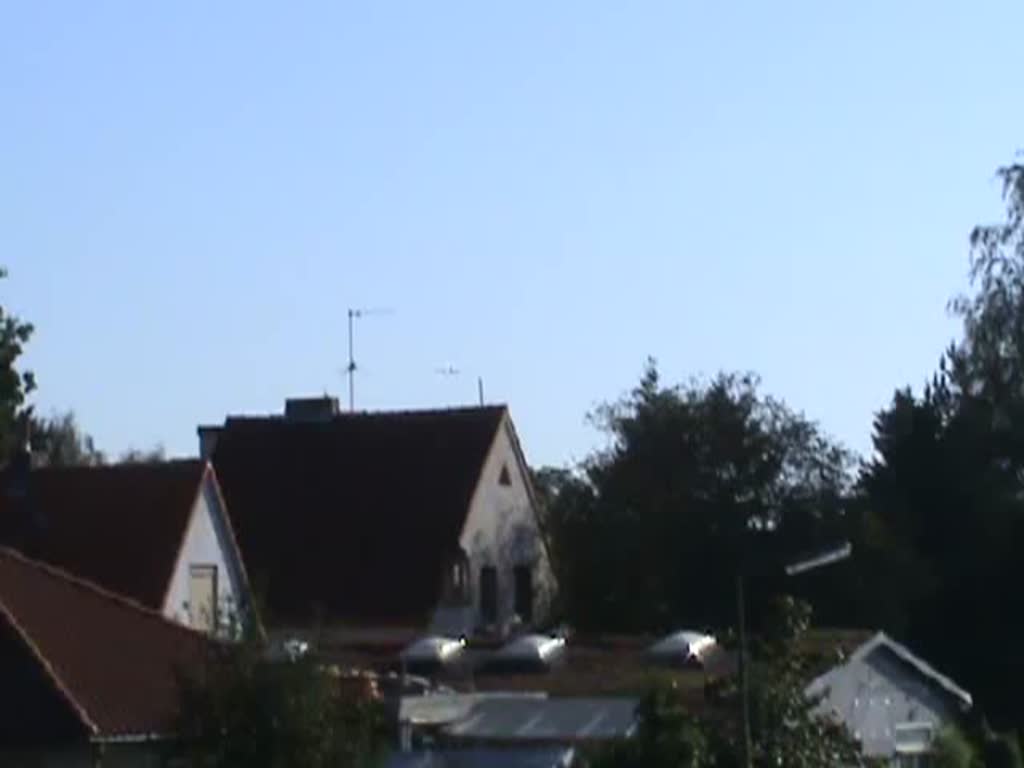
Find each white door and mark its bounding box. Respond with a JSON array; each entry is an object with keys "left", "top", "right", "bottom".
[{"left": 189, "top": 565, "right": 218, "bottom": 632}]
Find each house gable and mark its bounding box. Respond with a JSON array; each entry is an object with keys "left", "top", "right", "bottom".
[
  {"left": 0, "top": 460, "right": 206, "bottom": 613},
  {"left": 161, "top": 467, "right": 251, "bottom": 635},
  {"left": 209, "top": 404, "right": 508, "bottom": 629},
  {"left": 807, "top": 633, "right": 970, "bottom": 758},
  {"left": 432, "top": 411, "right": 553, "bottom": 635}
]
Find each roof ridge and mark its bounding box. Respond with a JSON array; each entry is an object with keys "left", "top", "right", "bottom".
[
  {"left": 224, "top": 404, "right": 508, "bottom": 423},
  {"left": 16, "top": 458, "right": 205, "bottom": 475},
  {"left": 851, "top": 631, "right": 972, "bottom": 707},
  {"left": 0, "top": 546, "right": 211, "bottom": 643}
]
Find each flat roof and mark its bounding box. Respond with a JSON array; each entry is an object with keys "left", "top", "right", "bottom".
[{"left": 439, "top": 696, "right": 638, "bottom": 743}]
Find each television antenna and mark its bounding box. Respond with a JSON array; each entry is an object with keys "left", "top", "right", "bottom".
[
  {"left": 347, "top": 307, "right": 394, "bottom": 411},
  {"left": 435, "top": 365, "right": 486, "bottom": 406}
]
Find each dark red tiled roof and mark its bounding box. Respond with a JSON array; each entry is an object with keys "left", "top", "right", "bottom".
[
  {"left": 210, "top": 406, "right": 507, "bottom": 625},
  {"left": 0, "top": 460, "right": 207, "bottom": 610},
  {"left": 0, "top": 547, "right": 210, "bottom": 739}
]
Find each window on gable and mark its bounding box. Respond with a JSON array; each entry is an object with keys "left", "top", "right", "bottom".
[
  {"left": 514, "top": 565, "right": 533, "bottom": 623},
  {"left": 480, "top": 566, "right": 498, "bottom": 625},
  {"left": 498, "top": 463, "right": 512, "bottom": 486},
  {"left": 189, "top": 564, "right": 219, "bottom": 633},
  {"left": 449, "top": 555, "right": 469, "bottom": 602}
]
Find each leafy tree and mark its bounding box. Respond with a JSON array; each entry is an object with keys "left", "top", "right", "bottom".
[
  {"left": 949, "top": 161, "right": 1024, "bottom": 414},
  {"left": 590, "top": 681, "right": 712, "bottom": 768},
  {"left": 118, "top": 444, "right": 167, "bottom": 464},
  {"left": 741, "top": 597, "right": 863, "bottom": 768},
  {"left": 175, "top": 633, "right": 386, "bottom": 768},
  {"left": 983, "top": 733, "right": 1024, "bottom": 768},
  {"left": 860, "top": 156, "right": 1024, "bottom": 729},
  {"left": 540, "top": 359, "right": 855, "bottom": 633},
  {"left": 0, "top": 268, "right": 36, "bottom": 463},
  {"left": 30, "top": 411, "right": 104, "bottom": 466},
  {"left": 931, "top": 726, "right": 976, "bottom": 768},
  {"left": 592, "top": 597, "right": 863, "bottom": 768}
]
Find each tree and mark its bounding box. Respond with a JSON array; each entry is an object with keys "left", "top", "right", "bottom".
[
  {"left": 741, "top": 596, "right": 863, "bottom": 768},
  {"left": 590, "top": 682, "right": 712, "bottom": 768},
  {"left": 949, "top": 161, "right": 1024, "bottom": 414},
  {"left": 859, "top": 156, "right": 1024, "bottom": 729},
  {"left": 591, "top": 596, "right": 863, "bottom": 768},
  {"left": 118, "top": 444, "right": 166, "bottom": 464},
  {"left": 540, "top": 359, "right": 855, "bottom": 633},
  {"left": 174, "top": 633, "right": 386, "bottom": 768},
  {"left": 931, "top": 726, "right": 976, "bottom": 768},
  {"left": 0, "top": 268, "right": 36, "bottom": 463},
  {"left": 30, "top": 411, "right": 104, "bottom": 466}
]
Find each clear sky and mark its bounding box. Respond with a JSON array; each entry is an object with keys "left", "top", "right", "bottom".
[{"left": 2, "top": 2, "right": 1022, "bottom": 467}]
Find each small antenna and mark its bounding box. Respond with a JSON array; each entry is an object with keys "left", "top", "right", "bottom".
[
  {"left": 434, "top": 365, "right": 486, "bottom": 407},
  {"left": 347, "top": 307, "right": 394, "bottom": 411}
]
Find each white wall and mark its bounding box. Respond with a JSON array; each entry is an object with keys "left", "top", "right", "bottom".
[
  {"left": 809, "top": 646, "right": 960, "bottom": 758},
  {"left": 434, "top": 414, "right": 553, "bottom": 635},
  {"left": 162, "top": 472, "right": 247, "bottom": 636}
]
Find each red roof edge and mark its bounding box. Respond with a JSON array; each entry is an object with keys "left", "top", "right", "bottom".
[
  {"left": 0, "top": 595, "right": 99, "bottom": 736},
  {"left": 203, "top": 462, "right": 266, "bottom": 641},
  {"left": 0, "top": 546, "right": 212, "bottom": 648}
]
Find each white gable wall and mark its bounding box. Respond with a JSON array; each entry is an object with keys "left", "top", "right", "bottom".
[
  {"left": 432, "top": 414, "right": 553, "bottom": 635},
  {"left": 162, "top": 472, "right": 248, "bottom": 636},
  {"left": 809, "top": 646, "right": 961, "bottom": 759}
]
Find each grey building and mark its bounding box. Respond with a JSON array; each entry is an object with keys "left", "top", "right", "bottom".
[
  {"left": 805, "top": 632, "right": 972, "bottom": 766},
  {"left": 391, "top": 692, "right": 637, "bottom": 768}
]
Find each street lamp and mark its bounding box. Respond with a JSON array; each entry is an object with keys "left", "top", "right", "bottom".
[{"left": 736, "top": 541, "right": 852, "bottom": 768}]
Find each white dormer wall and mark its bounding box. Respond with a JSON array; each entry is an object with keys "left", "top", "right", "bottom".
[
  {"left": 161, "top": 471, "right": 248, "bottom": 637},
  {"left": 440, "top": 414, "right": 554, "bottom": 635}
]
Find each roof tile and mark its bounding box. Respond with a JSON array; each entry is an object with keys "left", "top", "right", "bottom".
[
  {"left": 0, "top": 547, "right": 210, "bottom": 738},
  {"left": 211, "top": 406, "right": 507, "bottom": 625},
  {"left": 0, "top": 459, "right": 207, "bottom": 610}
]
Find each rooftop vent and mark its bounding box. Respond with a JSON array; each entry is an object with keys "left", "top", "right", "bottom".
[
  {"left": 399, "top": 636, "right": 467, "bottom": 674},
  {"left": 482, "top": 633, "right": 567, "bottom": 674},
  {"left": 646, "top": 630, "right": 717, "bottom": 668},
  {"left": 284, "top": 396, "right": 340, "bottom": 422}
]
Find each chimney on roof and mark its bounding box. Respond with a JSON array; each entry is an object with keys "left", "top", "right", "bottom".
[
  {"left": 284, "top": 396, "right": 340, "bottom": 422},
  {"left": 197, "top": 426, "right": 223, "bottom": 461}
]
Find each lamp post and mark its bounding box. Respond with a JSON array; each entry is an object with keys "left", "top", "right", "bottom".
[{"left": 736, "top": 541, "right": 852, "bottom": 768}]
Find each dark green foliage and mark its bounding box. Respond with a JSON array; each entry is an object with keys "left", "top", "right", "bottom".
[
  {"left": 982, "top": 730, "right": 1024, "bottom": 768},
  {"left": 742, "top": 597, "right": 863, "bottom": 768},
  {"left": 30, "top": 411, "right": 104, "bottom": 466},
  {"left": 118, "top": 444, "right": 167, "bottom": 464},
  {"left": 932, "top": 726, "right": 976, "bottom": 768},
  {"left": 590, "top": 682, "right": 712, "bottom": 768},
  {"left": 858, "top": 158, "right": 1024, "bottom": 728},
  {"left": 0, "top": 268, "right": 36, "bottom": 463},
  {"left": 175, "top": 636, "right": 386, "bottom": 768},
  {"left": 538, "top": 155, "right": 1024, "bottom": 733},
  {"left": 537, "top": 359, "right": 855, "bottom": 633},
  {"left": 591, "top": 598, "right": 863, "bottom": 768}
]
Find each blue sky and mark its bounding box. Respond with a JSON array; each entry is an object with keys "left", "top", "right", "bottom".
[{"left": 2, "top": 2, "right": 1022, "bottom": 466}]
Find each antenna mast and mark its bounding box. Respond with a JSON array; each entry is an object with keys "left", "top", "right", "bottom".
[
  {"left": 346, "top": 307, "right": 393, "bottom": 411},
  {"left": 435, "top": 365, "right": 487, "bottom": 407}
]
